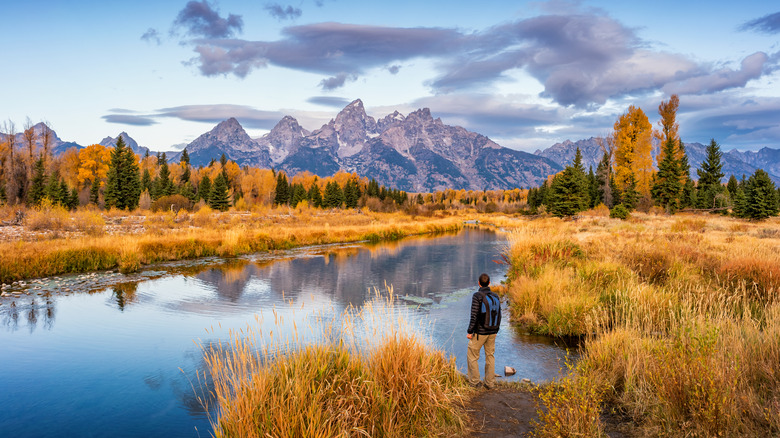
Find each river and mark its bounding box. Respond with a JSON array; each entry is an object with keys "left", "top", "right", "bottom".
[{"left": 0, "top": 228, "right": 575, "bottom": 437}]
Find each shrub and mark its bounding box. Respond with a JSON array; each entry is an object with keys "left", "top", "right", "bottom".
[
  {"left": 610, "top": 204, "right": 629, "bottom": 220},
  {"left": 150, "top": 194, "right": 192, "bottom": 213}
]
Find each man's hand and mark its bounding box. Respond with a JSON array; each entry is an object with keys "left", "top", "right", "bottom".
[{"left": 466, "top": 333, "right": 473, "bottom": 340}]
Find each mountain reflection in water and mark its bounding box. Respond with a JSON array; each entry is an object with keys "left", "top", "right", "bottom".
[{"left": 0, "top": 229, "right": 575, "bottom": 438}]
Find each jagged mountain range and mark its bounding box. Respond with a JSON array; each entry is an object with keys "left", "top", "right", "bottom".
[
  {"left": 3, "top": 102, "right": 780, "bottom": 190},
  {"left": 535, "top": 137, "right": 780, "bottom": 183},
  {"left": 168, "top": 99, "right": 561, "bottom": 191}
]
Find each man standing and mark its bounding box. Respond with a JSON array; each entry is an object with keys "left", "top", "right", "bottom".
[{"left": 467, "top": 273, "right": 501, "bottom": 389}]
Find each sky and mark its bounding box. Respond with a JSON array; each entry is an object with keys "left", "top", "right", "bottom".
[{"left": 2, "top": 0, "right": 780, "bottom": 153}]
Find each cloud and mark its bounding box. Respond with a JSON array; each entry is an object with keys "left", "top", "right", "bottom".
[
  {"left": 102, "top": 114, "right": 158, "bottom": 126},
  {"left": 177, "top": 10, "right": 779, "bottom": 108},
  {"left": 740, "top": 11, "right": 780, "bottom": 34},
  {"left": 307, "top": 96, "right": 353, "bottom": 107},
  {"left": 173, "top": 0, "right": 243, "bottom": 39},
  {"left": 187, "top": 22, "right": 462, "bottom": 81},
  {"left": 319, "top": 72, "right": 356, "bottom": 90},
  {"left": 264, "top": 3, "right": 302, "bottom": 20},
  {"left": 141, "top": 28, "right": 162, "bottom": 45},
  {"left": 663, "top": 52, "right": 772, "bottom": 95},
  {"left": 156, "top": 104, "right": 284, "bottom": 129}
]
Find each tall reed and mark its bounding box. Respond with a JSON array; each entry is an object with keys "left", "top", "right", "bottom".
[{"left": 200, "top": 291, "right": 468, "bottom": 437}]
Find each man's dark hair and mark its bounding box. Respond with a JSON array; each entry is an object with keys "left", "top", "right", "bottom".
[{"left": 479, "top": 273, "right": 490, "bottom": 287}]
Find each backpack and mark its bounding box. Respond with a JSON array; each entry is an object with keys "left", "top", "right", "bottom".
[{"left": 480, "top": 291, "right": 501, "bottom": 331}]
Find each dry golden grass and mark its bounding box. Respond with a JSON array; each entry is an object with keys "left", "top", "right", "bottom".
[
  {"left": 201, "top": 292, "right": 468, "bottom": 438},
  {"left": 502, "top": 213, "right": 780, "bottom": 437},
  {"left": 0, "top": 207, "right": 513, "bottom": 283}
]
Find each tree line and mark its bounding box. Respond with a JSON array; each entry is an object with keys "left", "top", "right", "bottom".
[
  {"left": 0, "top": 128, "right": 411, "bottom": 213},
  {"left": 526, "top": 95, "right": 780, "bottom": 220}
]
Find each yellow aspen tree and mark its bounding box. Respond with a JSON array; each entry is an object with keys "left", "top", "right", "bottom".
[
  {"left": 613, "top": 105, "right": 653, "bottom": 197},
  {"left": 77, "top": 144, "right": 111, "bottom": 189},
  {"left": 654, "top": 94, "right": 680, "bottom": 165},
  {"left": 59, "top": 147, "right": 82, "bottom": 188}
]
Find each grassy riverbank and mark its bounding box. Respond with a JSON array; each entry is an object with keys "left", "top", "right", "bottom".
[
  {"left": 0, "top": 205, "right": 480, "bottom": 284},
  {"left": 201, "top": 293, "right": 470, "bottom": 437},
  {"left": 502, "top": 213, "right": 780, "bottom": 437}
]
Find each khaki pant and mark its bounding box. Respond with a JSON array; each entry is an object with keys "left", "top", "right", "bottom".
[{"left": 467, "top": 333, "right": 496, "bottom": 388}]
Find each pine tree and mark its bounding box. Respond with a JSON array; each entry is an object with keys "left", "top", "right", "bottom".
[
  {"left": 198, "top": 175, "right": 212, "bottom": 204},
  {"left": 104, "top": 136, "right": 141, "bottom": 210},
  {"left": 587, "top": 167, "right": 599, "bottom": 208},
  {"left": 209, "top": 173, "right": 230, "bottom": 211},
  {"left": 68, "top": 187, "right": 79, "bottom": 209},
  {"left": 289, "top": 183, "right": 307, "bottom": 207},
  {"left": 696, "top": 139, "right": 725, "bottom": 209},
  {"left": 274, "top": 172, "right": 289, "bottom": 205},
  {"left": 595, "top": 152, "right": 613, "bottom": 207},
  {"left": 141, "top": 168, "right": 152, "bottom": 194},
  {"left": 154, "top": 159, "right": 173, "bottom": 199},
  {"left": 622, "top": 173, "right": 639, "bottom": 210},
  {"left": 180, "top": 149, "right": 191, "bottom": 186},
  {"left": 548, "top": 166, "right": 589, "bottom": 218},
  {"left": 651, "top": 137, "right": 683, "bottom": 212},
  {"left": 344, "top": 179, "right": 360, "bottom": 208},
  {"left": 740, "top": 169, "right": 779, "bottom": 220},
  {"left": 307, "top": 181, "right": 323, "bottom": 208},
  {"left": 323, "top": 180, "right": 344, "bottom": 208},
  {"left": 90, "top": 179, "right": 100, "bottom": 205},
  {"left": 367, "top": 178, "right": 380, "bottom": 197},
  {"left": 726, "top": 175, "right": 739, "bottom": 202},
  {"left": 28, "top": 155, "right": 47, "bottom": 206},
  {"left": 44, "top": 170, "right": 63, "bottom": 205}
]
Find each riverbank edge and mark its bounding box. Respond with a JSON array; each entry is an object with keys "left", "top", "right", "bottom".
[{"left": 0, "top": 210, "right": 516, "bottom": 287}]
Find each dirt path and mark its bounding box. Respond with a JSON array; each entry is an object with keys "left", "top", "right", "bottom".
[
  {"left": 463, "top": 384, "right": 636, "bottom": 437},
  {"left": 464, "top": 385, "right": 539, "bottom": 437}
]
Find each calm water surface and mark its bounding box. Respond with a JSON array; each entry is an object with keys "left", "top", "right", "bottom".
[{"left": 0, "top": 229, "right": 575, "bottom": 437}]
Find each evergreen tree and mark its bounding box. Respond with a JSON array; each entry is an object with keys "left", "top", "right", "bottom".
[
  {"left": 681, "top": 179, "right": 696, "bottom": 209},
  {"left": 726, "top": 175, "right": 739, "bottom": 201},
  {"left": 274, "top": 172, "right": 290, "bottom": 205},
  {"left": 696, "top": 139, "right": 726, "bottom": 209},
  {"left": 587, "top": 167, "right": 599, "bottom": 208},
  {"left": 622, "top": 173, "right": 639, "bottom": 210},
  {"left": 367, "top": 178, "right": 380, "bottom": 197},
  {"left": 58, "top": 180, "right": 69, "bottom": 207},
  {"left": 44, "top": 170, "right": 63, "bottom": 205},
  {"left": 739, "top": 169, "right": 779, "bottom": 220},
  {"left": 651, "top": 137, "right": 683, "bottom": 212},
  {"left": 105, "top": 136, "right": 141, "bottom": 210},
  {"left": 547, "top": 166, "right": 589, "bottom": 218},
  {"left": 90, "top": 179, "right": 100, "bottom": 205},
  {"left": 343, "top": 179, "right": 361, "bottom": 208},
  {"left": 68, "top": 187, "right": 80, "bottom": 210},
  {"left": 595, "top": 152, "right": 613, "bottom": 207},
  {"left": 154, "top": 159, "right": 173, "bottom": 199},
  {"left": 208, "top": 173, "right": 230, "bottom": 211},
  {"left": 289, "top": 183, "right": 307, "bottom": 207},
  {"left": 307, "top": 181, "right": 323, "bottom": 208},
  {"left": 537, "top": 179, "right": 549, "bottom": 207},
  {"left": 141, "top": 168, "right": 152, "bottom": 193},
  {"left": 323, "top": 180, "right": 344, "bottom": 208},
  {"left": 180, "top": 182, "right": 197, "bottom": 203},
  {"left": 28, "top": 155, "right": 47, "bottom": 206},
  {"left": 180, "top": 149, "right": 191, "bottom": 186},
  {"left": 198, "top": 175, "right": 212, "bottom": 204}
]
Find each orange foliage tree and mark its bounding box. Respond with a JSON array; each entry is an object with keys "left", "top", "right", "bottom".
[
  {"left": 77, "top": 144, "right": 111, "bottom": 190},
  {"left": 613, "top": 105, "right": 653, "bottom": 197},
  {"left": 654, "top": 94, "right": 680, "bottom": 165}
]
